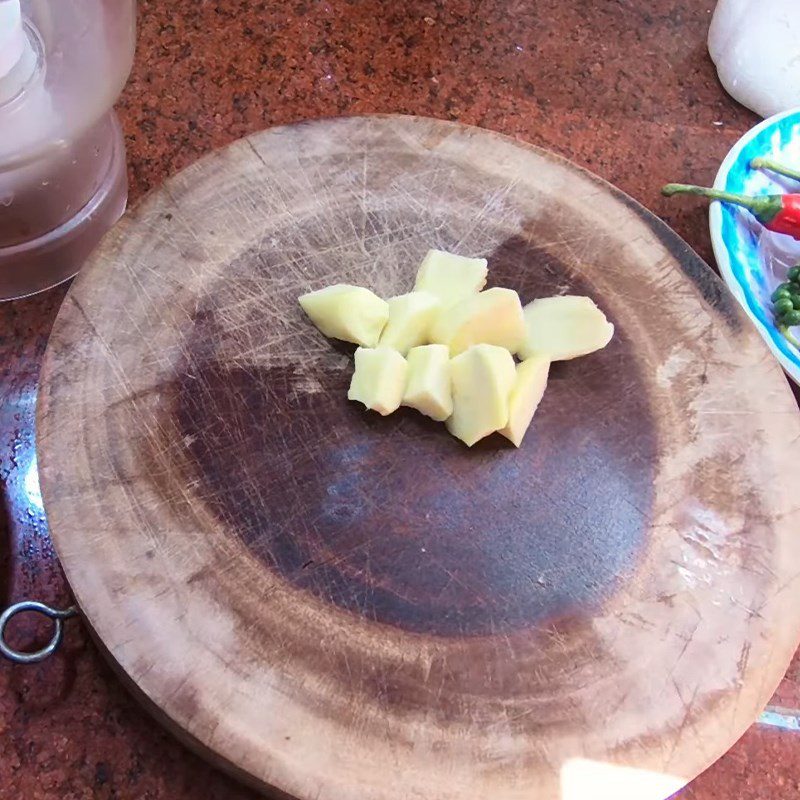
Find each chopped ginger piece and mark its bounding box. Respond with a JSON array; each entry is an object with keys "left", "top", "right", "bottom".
[
  {"left": 379, "top": 292, "right": 441, "bottom": 354},
  {"left": 518, "top": 295, "right": 613, "bottom": 361},
  {"left": 299, "top": 284, "right": 388, "bottom": 347},
  {"left": 413, "top": 249, "right": 488, "bottom": 304},
  {"left": 430, "top": 287, "right": 525, "bottom": 356},
  {"left": 499, "top": 356, "right": 550, "bottom": 447},
  {"left": 402, "top": 344, "right": 452, "bottom": 421},
  {"left": 446, "top": 344, "right": 516, "bottom": 446},
  {"left": 348, "top": 346, "right": 408, "bottom": 416}
]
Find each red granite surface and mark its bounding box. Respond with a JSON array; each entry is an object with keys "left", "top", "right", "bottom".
[{"left": 1, "top": 1, "right": 800, "bottom": 798}]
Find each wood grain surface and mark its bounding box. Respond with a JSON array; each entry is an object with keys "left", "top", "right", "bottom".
[{"left": 36, "top": 116, "right": 800, "bottom": 800}]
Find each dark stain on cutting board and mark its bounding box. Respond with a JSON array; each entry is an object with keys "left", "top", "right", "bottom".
[{"left": 168, "top": 229, "right": 658, "bottom": 637}]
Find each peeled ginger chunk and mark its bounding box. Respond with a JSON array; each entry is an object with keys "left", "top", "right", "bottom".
[
  {"left": 499, "top": 356, "right": 550, "bottom": 447},
  {"left": 379, "top": 292, "right": 441, "bottom": 354},
  {"left": 446, "top": 344, "right": 516, "bottom": 447},
  {"left": 348, "top": 347, "right": 408, "bottom": 416},
  {"left": 402, "top": 344, "right": 452, "bottom": 422},
  {"left": 518, "top": 295, "right": 613, "bottom": 361},
  {"left": 299, "top": 284, "right": 389, "bottom": 347},
  {"left": 413, "top": 249, "right": 488, "bottom": 304},
  {"left": 430, "top": 287, "right": 525, "bottom": 356}
]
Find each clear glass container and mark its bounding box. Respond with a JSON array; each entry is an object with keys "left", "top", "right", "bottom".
[{"left": 0, "top": 0, "right": 136, "bottom": 300}]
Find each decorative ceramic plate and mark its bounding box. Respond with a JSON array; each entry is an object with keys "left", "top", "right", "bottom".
[{"left": 712, "top": 107, "right": 800, "bottom": 385}]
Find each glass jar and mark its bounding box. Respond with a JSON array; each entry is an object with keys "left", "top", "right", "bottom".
[{"left": 0, "top": 0, "right": 136, "bottom": 300}]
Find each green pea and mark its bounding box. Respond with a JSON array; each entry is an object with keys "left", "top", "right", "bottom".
[
  {"left": 772, "top": 284, "right": 792, "bottom": 302},
  {"left": 775, "top": 297, "right": 794, "bottom": 315},
  {"left": 788, "top": 266, "right": 800, "bottom": 283},
  {"left": 782, "top": 309, "right": 800, "bottom": 327}
]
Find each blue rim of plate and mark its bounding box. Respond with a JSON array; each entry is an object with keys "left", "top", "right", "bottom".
[{"left": 711, "top": 107, "right": 800, "bottom": 386}]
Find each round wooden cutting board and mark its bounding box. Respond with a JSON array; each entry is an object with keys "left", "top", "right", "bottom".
[{"left": 37, "top": 116, "right": 800, "bottom": 800}]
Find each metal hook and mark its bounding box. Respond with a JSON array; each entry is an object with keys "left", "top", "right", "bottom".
[{"left": 0, "top": 600, "right": 78, "bottom": 664}]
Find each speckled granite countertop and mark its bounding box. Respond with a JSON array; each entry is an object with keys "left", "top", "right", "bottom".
[{"left": 1, "top": 1, "right": 799, "bottom": 798}]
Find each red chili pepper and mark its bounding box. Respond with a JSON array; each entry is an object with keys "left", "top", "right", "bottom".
[{"left": 662, "top": 183, "right": 800, "bottom": 241}]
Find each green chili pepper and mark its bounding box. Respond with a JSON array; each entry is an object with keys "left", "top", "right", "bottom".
[
  {"left": 772, "top": 284, "right": 793, "bottom": 302},
  {"left": 779, "top": 324, "right": 800, "bottom": 349},
  {"left": 751, "top": 158, "right": 800, "bottom": 182},
  {"left": 662, "top": 183, "right": 800, "bottom": 240},
  {"left": 775, "top": 297, "right": 794, "bottom": 315},
  {"left": 782, "top": 309, "right": 800, "bottom": 327}
]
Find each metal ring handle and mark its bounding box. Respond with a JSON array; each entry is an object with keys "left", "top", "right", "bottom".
[{"left": 0, "top": 601, "right": 78, "bottom": 664}]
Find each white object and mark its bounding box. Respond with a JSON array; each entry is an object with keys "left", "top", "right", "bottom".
[
  {"left": 709, "top": 0, "right": 800, "bottom": 118},
  {"left": 0, "top": 0, "right": 27, "bottom": 80}
]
